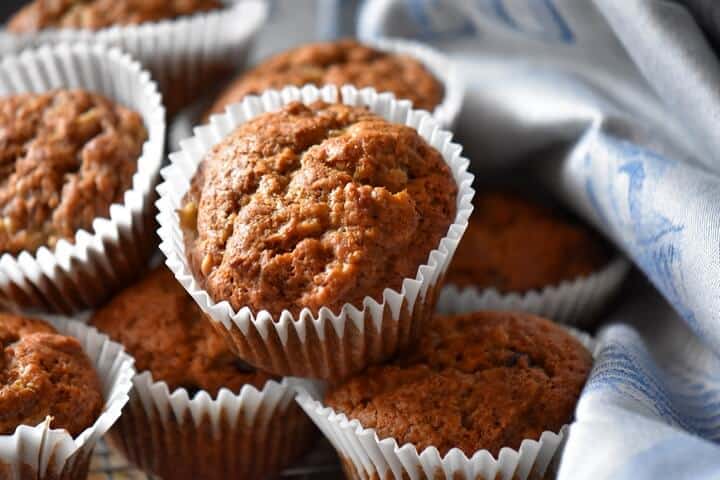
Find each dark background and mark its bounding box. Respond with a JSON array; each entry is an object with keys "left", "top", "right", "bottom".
[{"left": 1, "top": 2, "right": 23, "bottom": 21}]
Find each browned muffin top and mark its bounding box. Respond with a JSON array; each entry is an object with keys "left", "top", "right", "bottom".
[
  {"left": 206, "top": 39, "right": 444, "bottom": 117},
  {"left": 181, "top": 101, "right": 457, "bottom": 316},
  {"left": 90, "top": 266, "right": 275, "bottom": 396},
  {"left": 0, "top": 89, "right": 147, "bottom": 255},
  {"left": 7, "top": 0, "right": 222, "bottom": 33},
  {"left": 445, "top": 191, "right": 612, "bottom": 292},
  {"left": 0, "top": 313, "right": 104, "bottom": 436},
  {"left": 326, "top": 311, "right": 592, "bottom": 457}
]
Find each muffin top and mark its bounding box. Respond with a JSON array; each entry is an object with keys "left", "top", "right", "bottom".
[
  {"left": 206, "top": 39, "right": 444, "bottom": 117},
  {"left": 181, "top": 101, "right": 457, "bottom": 316},
  {"left": 445, "top": 191, "right": 612, "bottom": 292},
  {"left": 7, "top": 0, "right": 222, "bottom": 33},
  {"left": 90, "top": 266, "right": 275, "bottom": 396},
  {"left": 0, "top": 313, "right": 104, "bottom": 436},
  {"left": 0, "top": 89, "right": 147, "bottom": 256},
  {"left": 326, "top": 311, "right": 592, "bottom": 457}
]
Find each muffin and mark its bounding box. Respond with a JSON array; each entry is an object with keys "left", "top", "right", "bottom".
[
  {"left": 6, "top": 1, "right": 261, "bottom": 118},
  {"left": 159, "top": 85, "right": 472, "bottom": 380},
  {"left": 89, "top": 266, "right": 316, "bottom": 480},
  {"left": 445, "top": 191, "right": 612, "bottom": 292},
  {"left": 205, "top": 39, "right": 444, "bottom": 118},
  {"left": 90, "top": 266, "right": 273, "bottom": 395},
  {"left": 181, "top": 100, "right": 457, "bottom": 317},
  {"left": 325, "top": 311, "right": 592, "bottom": 459},
  {"left": 0, "top": 89, "right": 148, "bottom": 256},
  {"left": 0, "top": 312, "right": 104, "bottom": 436},
  {"left": 7, "top": 0, "right": 222, "bottom": 32}
]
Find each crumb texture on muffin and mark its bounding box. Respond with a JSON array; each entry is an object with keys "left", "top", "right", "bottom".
[
  {"left": 206, "top": 39, "right": 444, "bottom": 116},
  {"left": 446, "top": 191, "right": 612, "bottom": 292},
  {"left": 90, "top": 266, "right": 274, "bottom": 396},
  {"left": 0, "top": 312, "right": 104, "bottom": 436},
  {"left": 0, "top": 89, "right": 147, "bottom": 255},
  {"left": 7, "top": 0, "right": 222, "bottom": 32},
  {"left": 325, "top": 311, "right": 593, "bottom": 457},
  {"left": 182, "top": 101, "right": 457, "bottom": 316}
]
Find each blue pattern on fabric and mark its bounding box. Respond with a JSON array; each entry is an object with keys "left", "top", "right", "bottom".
[
  {"left": 401, "top": 0, "right": 573, "bottom": 42},
  {"left": 588, "top": 137, "right": 698, "bottom": 330},
  {"left": 354, "top": 0, "right": 720, "bottom": 478},
  {"left": 295, "top": 0, "right": 720, "bottom": 477}
]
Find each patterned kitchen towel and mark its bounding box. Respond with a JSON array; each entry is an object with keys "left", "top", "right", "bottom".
[{"left": 353, "top": 0, "right": 720, "bottom": 478}]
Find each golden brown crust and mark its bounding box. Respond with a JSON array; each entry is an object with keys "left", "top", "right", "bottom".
[
  {"left": 445, "top": 191, "right": 612, "bottom": 292},
  {"left": 0, "top": 313, "right": 104, "bottom": 436},
  {"left": 0, "top": 89, "right": 147, "bottom": 255},
  {"left": 326, "top": 311, "right": 592, "bottom": 457},
  {"left": 182, "top": 101, "right": 457, "bottom": 316},
  {"left": 206, "top": 39, "right": 444, "bottom": 117},
  {"left": 7, "top": 0, "right": 222, "bottom": 33},
  {"left": 90, "top": 266, "right": 275, "bottom": 396}
]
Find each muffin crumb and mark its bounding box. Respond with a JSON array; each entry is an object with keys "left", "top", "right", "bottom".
[
  {"left": 90, "top": 266, "right": 275, "bottom": 396},
  {"left": 326, "top": 311, "right": 592, "bottom": 456},
  {"left": 446, "top": 191, "right": 612, "bottom": 292},
  {"left": 183, "top": 101, "right": 457, "bottom": 316},
  {"left": 0, "top": 89, "right": 147, "bottom": 255},
  {"left": 8, "top": 0, "right": 222, "bottom": 32},
  {"left": 0, "top": 313, "right": 104, "bottom": 436},
  {"left": 206, "top": 39, "right": 444, "bottom": 117}
]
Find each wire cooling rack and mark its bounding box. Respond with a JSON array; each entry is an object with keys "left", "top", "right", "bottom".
[{"left": 89, "top": 438, "right": 343, "bottom": 479}]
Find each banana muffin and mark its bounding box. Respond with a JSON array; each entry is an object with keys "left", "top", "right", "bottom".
[
  {"left": 205, "top": 39, "right": 444, "bottom": 118},
  {"left": 7, "top": 0, "right": 222, "bottom": 32},
  {"left": 180, "top": 101, "right": 457, "bottom": 316},
  {"left": 446, "top": 191, "right": 612, "bottom": 292},
  {"left": 0, "top": 89, "right": 147, "bottom": 256},
  {"left": 89, "top": 266, "right": 315, "bottom": 480},
  {"left": 325, "top": 311, "right": 593, "bottom": 456},
  {"left": 0, "top": 312, "right": 104, "bottom": 436},
  {"left": 90, "top": 266, "right": 274, "bottom": 395}
]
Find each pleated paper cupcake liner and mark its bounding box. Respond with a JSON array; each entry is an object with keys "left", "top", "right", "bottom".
[
  {"left": 0, "top": 317, "right": 135, "bottom": 480},
  {"left": 168, "top": 36, "right": 464, "bottom": 151},
  {"left": 0, "top": 43, "right": 165, "bottom": 314},
  {"left": 296, "top": 327, "right": 595, "bottom": 480},
  {"left": 436, "top": 257, "right": 630, "bottom": 328},
  {"left": 0, "top": 0, "right": 268, "bottom": 116},
  {"left": 157, "top": 84, "right": 475, "bottom": 381},
  {"left": 105, "top": 373, "right": 319, "bottom": 480}
]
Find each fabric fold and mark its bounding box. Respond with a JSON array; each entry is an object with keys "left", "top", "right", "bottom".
[{"left": 356, "top": 0, "right": 720, "bottom": 477}]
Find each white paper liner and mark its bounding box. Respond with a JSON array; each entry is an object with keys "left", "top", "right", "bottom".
[
  {"left": 106, "top": 372, "right": 319, "bottom": 479},
  {"left": 0, "top": 317, "right": 135, "bottom": 480},
  {"left": 0, "top": 1, "right": 268, "bottom": 115},
  {"left": 157, "top": 84, "right": 475, "bottom": 381},
  {"left": 0, "top": 43, "right": 165, "bottom": 314},
  {"left": 296, "top": 326, "right": 596, "bottom": 480},
  {"left": 436, "top": 257, "right": 630, "bottom": 328},
  {"left": 168, "top": 36, "right": 464, "bottom": 151}
]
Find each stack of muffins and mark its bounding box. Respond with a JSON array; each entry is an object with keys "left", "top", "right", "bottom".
[{"left": 0, "top": 2, "right": 628, "bottom": 479}]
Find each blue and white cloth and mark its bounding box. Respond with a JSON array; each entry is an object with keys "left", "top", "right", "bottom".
[{"left": 261, "top": 0, "right": 720, "bottom": 477}]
